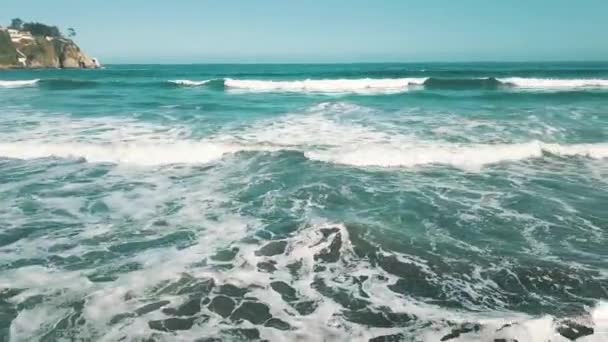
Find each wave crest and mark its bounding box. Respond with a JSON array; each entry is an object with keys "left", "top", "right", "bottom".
[
  {"left": 306, "top": 141, "right": 608, "bottom": 170},
  {"left": 0, "top": 79, "right": 40, "bottom": 88},
  {"left": 1, "top": 140, "right": 606, "bottom": 169},
  {"left": 499, "top": 77, "right": 608, "bottom": 89},
  {"left": 0, "top": 141, "right": 283, "bottom": 166},
  {"left": 223, "top": 77, "right": 608, "bottom": 92},
  {"left": 5, "top": 77, "right": 608, "bottom": 92},
  {"left": 224, "top": 78, "right": 427, "bottom": 93},
  {"left": 168, "top": 79, "right": 211, "bottom": 87}
]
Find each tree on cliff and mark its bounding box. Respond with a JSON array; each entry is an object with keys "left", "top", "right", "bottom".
[
  {"left": 67, "top": 28, "right": 77, "bottom": 38},
  {"left": 9, "top": 18, "right": 23, "bottom": 30},
  {"left": 21, "top": 22, "right": 61, "bottom": 37}
]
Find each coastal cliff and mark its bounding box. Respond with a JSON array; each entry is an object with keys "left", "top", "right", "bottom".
[
  {"left": 0, "top": 24, "right": 99, "bottom": 69},
  {"left": 0, "top": 30, "right": 18, "bottom": 67}
]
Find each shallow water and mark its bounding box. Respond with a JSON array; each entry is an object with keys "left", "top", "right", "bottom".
[{"left": 0, "top": 63, "right": 607, "bottom": 341}]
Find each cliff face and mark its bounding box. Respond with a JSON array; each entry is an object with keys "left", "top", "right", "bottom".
[
  {"left": 0, "top": 31, "right": 98, "bottom": 69},
  {"left": 18, "top": 37, "right": 60, "bottom": 68},
  {"left": 56, "top": 40, "right": 96, "bottom": 68}
]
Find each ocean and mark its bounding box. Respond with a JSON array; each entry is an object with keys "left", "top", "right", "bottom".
[{"left": 0, "top": 63, "right": 607, "bottom": 341}]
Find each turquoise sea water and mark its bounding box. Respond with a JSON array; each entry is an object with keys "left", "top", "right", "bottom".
[{"left": 0, "top": 63, "right": 607, "bottom": 341}]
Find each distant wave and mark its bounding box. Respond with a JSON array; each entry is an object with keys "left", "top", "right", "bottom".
[
  {"left": 498, "top": 77, "right": 608, "bottom": 89},
  {"left": 222, "top": 77, "right": 608, "bottom": 92},
  {"left": 224, "top": 78, "right": 428, "bottom": 93},
  {"left": 5, "top": 77, "right": 608, "bottom": 92},
  {"left": 0, "top": 79, "right": 40, "bottom": 88},
  {"left": 0, "top": 79, "right": 97, "bottom": 90},
  {"left": 168, "top": 79, "right": 212, "bottom": 87},
  {"left": 422, "top": 77, "right": 506, "bottom": 89}
]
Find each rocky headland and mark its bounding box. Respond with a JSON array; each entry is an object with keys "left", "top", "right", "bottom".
[{"left": 0, "top": 20, "right": 99, "bottom": 69}]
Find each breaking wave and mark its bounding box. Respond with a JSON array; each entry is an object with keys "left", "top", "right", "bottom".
[
  {"left": 222, "top": 77, "right": 608, "bottom": 92},
  {"left": 1, "top": 140, "right": 606, "bottom": 169},
  {"left": 499, "top": 77, "right": 608, "bottom": 89},
  {"left": 168, "top": 79, "right": 212, "bottom": 87},
  {"left": 0, "top": 79, "right": 100, "bottom": 90},
  {"left": 4, "top": 77, "right": 608, "bottom": 92},
  {"left": 306, "top": 141, "right": 608, "bottom": 169},
  {"left": 0, "top": 141, "right": 283, "bottom": 166},
  {"left": 223, "top": 78, "right": 427, "bottom": 93},
  {"left": 1, "top": 102, "right": 606, "bottom": 169},
  {"left": 0, "top": 79, "right": 40, "bottom": 88}
]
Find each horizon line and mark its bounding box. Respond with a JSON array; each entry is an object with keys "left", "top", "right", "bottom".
[{"left": 99, "top": 60, "right": 608, "bottom": 65}]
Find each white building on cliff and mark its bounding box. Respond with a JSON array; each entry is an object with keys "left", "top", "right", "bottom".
[{"left": 7, "top": 29, "right": 33, "bottom": 42}]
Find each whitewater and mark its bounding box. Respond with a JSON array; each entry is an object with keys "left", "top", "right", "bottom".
[
  {"left": 0, "top": 63, "right": 607, "bottom": 342},
  {"left": 5, "top": 76, "right": 608, "bottom": 92}
]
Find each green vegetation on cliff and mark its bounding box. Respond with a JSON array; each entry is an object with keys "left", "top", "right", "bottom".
[
  {"left": 0, "top": 30, "right": 18, "bottom": 66},
  {"left": 22, "top": 23, "right": 62, "bottom": 38},
  {"left": 9, "top": 18, "right": 62, "bottom": 37}
]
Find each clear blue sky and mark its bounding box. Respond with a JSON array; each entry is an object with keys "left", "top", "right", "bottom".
[{"left": 2, "top": 0, "right": 607, "bottom": 63}]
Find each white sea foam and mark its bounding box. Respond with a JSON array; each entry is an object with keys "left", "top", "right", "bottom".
[
  {"left": 1, "top": 139, "right": 606, "bottom": 169},
  {"left": 1, "top": 111, "right": 607, "bottom": 171},
  {"left": 0, "top": 79, "right": 40, "bottom": 88},
  {"left": 1, "top": 103, "right": 606, "bottom": 169},
  {"left": 0, "top": 141, "right": 284, "bottom": 166},
  {"left": 590, "top": 301, "right": 608, "bottom": 338},
  {"left": 168, "top": 79, "right": 210, "bottom": 86},
  {"left": 232, "top": 110, "right": 608, "bottom": 169},
  {"left": 542, "top": 142, "right": 608, "bottom": 158},
  {"left": 500, "top": 77, "right": 608, "bottom": 89},
  {"left": 306, "top": 141, "right": 608, "bottom": 170},
  {"left": 221, "top": 77, "right": 608, "bottom": 92},
  {"left": 224, "top": 78, "right": 427, "bottom": 93},
  {"left": 3, "top": 98, "right": 606, "bottom": 341}
]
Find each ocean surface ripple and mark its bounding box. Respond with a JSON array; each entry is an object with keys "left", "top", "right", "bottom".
[{"left": 0, "top": 63, "right": 607, "bottom": 341}]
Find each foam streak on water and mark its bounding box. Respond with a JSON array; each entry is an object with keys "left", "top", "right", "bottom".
[{"left": 0, "top": 63, "right": 607, "bottom": 341}]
